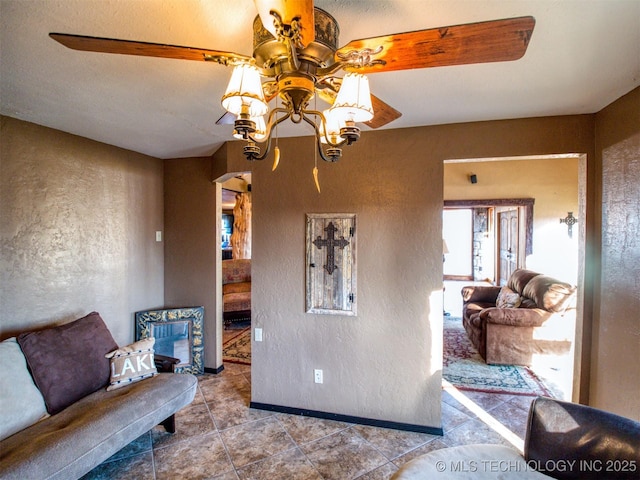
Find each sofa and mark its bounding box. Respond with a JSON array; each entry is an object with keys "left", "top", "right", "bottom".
[
  {"left": 0, "top": 312, "right": 197, "bottom": 480},
  {"left": 222, "top": 258, "right": 251, "bottom": 324},
  {"left": 392, "top": 396, "right": 640, "bottom": 479},
  {"left": 461, "top": 269, "right": 576, "bottom": 365}
]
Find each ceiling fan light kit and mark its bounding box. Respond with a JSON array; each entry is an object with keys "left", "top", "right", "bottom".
[
  {"left": 221, "top": 64, "right": 268, "bottom": 118},
  {"left": 329, "top": 73, "right": 374, "bottom": 123},
  {"left": 223, "top": 7, "right": 375, "bottom": 164},
  {"left": 49, "top": 0, "right": 536, "bottom": 171}
]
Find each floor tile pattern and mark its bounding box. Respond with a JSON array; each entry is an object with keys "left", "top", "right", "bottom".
[{"left": 82, "top": 362, "right": 535, "bottom": 479}]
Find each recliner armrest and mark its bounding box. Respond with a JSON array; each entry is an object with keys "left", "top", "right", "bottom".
[
  {"left": 461, "top": 285, "right": 501, "bottom": 303},
  {"left": 524, "top": 396, "right": 640, "bottom": 480}
]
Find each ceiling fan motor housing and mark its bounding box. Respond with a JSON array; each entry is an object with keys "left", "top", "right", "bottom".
[
  {"left": 277, "top": 73, "right": 315, "bottom": 113},
  {"left": 252, "top": 7, "right": 339, "bottom": 77}
]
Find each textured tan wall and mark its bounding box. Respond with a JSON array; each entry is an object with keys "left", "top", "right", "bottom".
[
  {"left": 234, "top": 115, "right": 595, "bottom": 428},
  {"left": 249, "top": 133, "right": 444, "bottom": 427},
  {"left": 0, "top": 116, "right": 164, "bottom": 345},
  {"left": 591, "top": 87, "right": 640, "bottom": 420},
  {"left": 6, "top": 88, "right": 634, "bottom": 426},
  {"left": 164, "top": 157, "right": 221, "bottom": 370},
  {"left": 444, "top": 157, "right": 580, "bottom": 283}
]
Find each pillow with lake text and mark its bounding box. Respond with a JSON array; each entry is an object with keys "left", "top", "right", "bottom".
[{"left": 106, "top": 337, "right": 157, "bottom": 391}]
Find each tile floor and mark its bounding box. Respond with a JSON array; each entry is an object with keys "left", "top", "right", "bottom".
[
  {"left": 82, "top": 286, "right": 546, "bottom": 479},
  {"left": 82, "top": 362, "right": 537, "bottom": 480}
]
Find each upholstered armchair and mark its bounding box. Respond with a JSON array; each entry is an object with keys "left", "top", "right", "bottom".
[
  {"left": 461, "top": 269, "right": 576, "bottom": 366},
  {"left": 222, "top": 259, "right": 251, "bottom": 324}
]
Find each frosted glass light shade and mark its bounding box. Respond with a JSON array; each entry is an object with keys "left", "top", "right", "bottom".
[
  {"left": 234, "top": 115, "right": 267, "bottom": 140},
  {"left": 329, "top": 73, "right": 374, "bottom": 123},
  {"left": 321, "top": 108, "right": 345, "bottom": 144},
  {"left": 221, "top": 64, "right": 268, "bottom": 117}
]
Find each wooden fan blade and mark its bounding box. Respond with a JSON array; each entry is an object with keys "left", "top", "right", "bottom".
[
  {"left": 254, "top": 0, "right": 315, "bottom": 48},
  {"left": 49, "top": 33, "right": 252, "bottom": 65},
  {"left": 337, "top": 16, "right": 535, "bottom": 74},
  {"left": 365, "top": 95, "right": 402, "bottom": 129}
]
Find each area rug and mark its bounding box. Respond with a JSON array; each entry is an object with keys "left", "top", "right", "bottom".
[
  {"left": 443, "top": 317, "right": 552, "bottom": 397},
  {"left": 223, "top": 327, "right": 251, "bottom": 365}
]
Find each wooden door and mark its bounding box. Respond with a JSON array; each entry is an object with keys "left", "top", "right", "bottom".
[{"left": 498, "top": 209, "right": 519, "bottom": 285}]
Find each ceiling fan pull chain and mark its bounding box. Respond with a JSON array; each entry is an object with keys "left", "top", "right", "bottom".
[
  {"left": 313, "top": 165, "right": 320, "bottom": 193},
  {"left": 313, "top": 96, "right": 321, "bottom": 193},
  {"left": 272, "top": 96, "right": 280, "bottom": 171},
  {"left": 273, "top": 146, "right": 281, "bottom": 171}
]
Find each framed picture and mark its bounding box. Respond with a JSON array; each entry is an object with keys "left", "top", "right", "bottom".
[{"left": 135, "top": 307, "right": 204, "bottom": 375}]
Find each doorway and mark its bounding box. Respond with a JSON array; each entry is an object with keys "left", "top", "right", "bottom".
[
  {"left": 444, "top": 200, "right": 532, "bottom": 284},
  {"left": 443, "top": 209, "right": 473, "bottom": 280},
  {"left": 217, "top": 173, "right": 253, "bottom": 366},
  {"left": 443, "top": 155, "right": 584, "bottom": 401}
]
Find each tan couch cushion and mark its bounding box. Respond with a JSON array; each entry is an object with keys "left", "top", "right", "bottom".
[
  {"left": 0, "top": 373, "right": 197, "bottom": 480},
  {"left": 506, "top": 269, "right": 541, "bottom": 294},
  {"left": 223, "top": 292, "right": 251, "bottom": 312},
  {"left": 522, "top": 275, "right": 576, "bottom": 312},
  {"left": 223, "top": 281, "right": 251, "bottom": 295}
]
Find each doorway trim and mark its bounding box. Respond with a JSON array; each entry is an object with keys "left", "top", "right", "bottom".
[
  {"left": 443, "top": 154, "right": 586, "bottom": 403},
  {"left": 444, "top": 198, "right": 534, "bottom": 256}
]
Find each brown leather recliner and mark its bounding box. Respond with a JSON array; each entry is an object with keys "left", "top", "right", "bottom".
[
  {"left": 392, "top": 396, "right": 640, "bottom": 480},
  {"left": 461, "top": 269, "right": 576, "bottom": 366},
  {"left": 525, "top": 397, "right": 640, "bottom": 480}
]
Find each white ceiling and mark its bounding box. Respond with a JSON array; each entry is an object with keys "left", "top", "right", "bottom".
[{"left": 1, "top": 0, "right": 639, "bottom": 159}]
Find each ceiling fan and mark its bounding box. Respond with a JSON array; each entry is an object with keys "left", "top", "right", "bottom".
[{"left": 50, "top": 0, "right": 535, "bottom": 176}]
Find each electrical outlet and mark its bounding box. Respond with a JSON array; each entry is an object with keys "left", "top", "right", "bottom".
[
  {"left": 314, "top": 369, "right": 323, "bottom": 384},
  {"left": 155, "top": 231, "right": 162, "bottom": 242},
  {"left": 254, "top": 328, "right": 263, "bottom": 342}
]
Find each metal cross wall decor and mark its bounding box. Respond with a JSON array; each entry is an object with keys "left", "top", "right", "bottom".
[
  {"left": 312, "top": 222, "right": 350, "bottom": 274},
  {"left": 560, "top": 212, "right": 578, "bottom": 238}
]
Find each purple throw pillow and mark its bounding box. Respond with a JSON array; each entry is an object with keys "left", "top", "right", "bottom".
[{"left": 17, "top": 312, "right": 118, "bottom": 414}]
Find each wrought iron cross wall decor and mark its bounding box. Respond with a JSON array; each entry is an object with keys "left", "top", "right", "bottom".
[
  {"left": 560, "top": 212, "right": 578, "bottom": 238},
  {"left": 312, "top": 222, "right": 350, "bottom": 274},
  {"left": 306, "top": 214, "right": 357, "bottom": 315}
]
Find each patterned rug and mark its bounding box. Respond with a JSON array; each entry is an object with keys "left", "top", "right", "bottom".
[
  {"left": 443, "top": 316, "right": 552, "bottom": 396},
  {"left": 223, "top": 327, "right": 251, "bottom": 365},
  {"left": 222, "top": 318, "right": 552, "bottom": 394}
]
